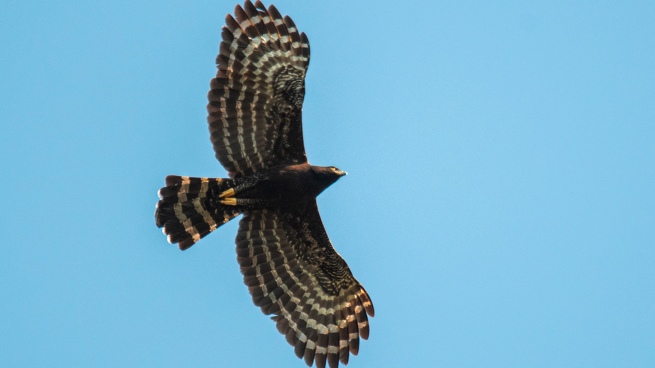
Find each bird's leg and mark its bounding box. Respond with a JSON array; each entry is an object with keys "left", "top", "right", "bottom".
[
  {"left": 218, "top": 174, "right": 263, "bottom": 199},
  {"left": 219, "top": 197, "right": 237, "bottom": 206},
  {"left": 220, "top": 197, "right": 275, "bottom": 207},
  {"left": 218, "top": 173, "right": 273, "bottom": 207}
]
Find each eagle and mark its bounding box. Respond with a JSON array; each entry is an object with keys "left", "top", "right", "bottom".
[{"left": 154, "top": 2, "right": 374, "bottom": 368}]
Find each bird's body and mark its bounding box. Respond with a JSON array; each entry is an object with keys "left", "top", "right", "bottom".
[
  {"left": 222, "top": 163, "right": 346, "bottom": 208},
  {"left": 155, "top": 2, "right": 373, "bottom": 368}
]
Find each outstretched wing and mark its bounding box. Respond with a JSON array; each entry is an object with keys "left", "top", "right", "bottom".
[
  {"left": 208, "top": 1, "right": 310, "bottom": 178},
  {"left": 236, "top": 201, "right": 374, "bottom": 368}
]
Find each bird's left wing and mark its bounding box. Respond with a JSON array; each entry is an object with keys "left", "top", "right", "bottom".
[{"left": 236, "top": 201, "right": 374, "bottom": 368}]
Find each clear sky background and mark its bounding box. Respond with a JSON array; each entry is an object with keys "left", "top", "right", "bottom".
[{"left": 2, "top": 1, "right": 654, "bottom": 367}]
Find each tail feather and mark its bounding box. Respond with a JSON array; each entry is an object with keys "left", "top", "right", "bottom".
[{"left": 155, "top": 175, "right": 240, "bottom": 250}]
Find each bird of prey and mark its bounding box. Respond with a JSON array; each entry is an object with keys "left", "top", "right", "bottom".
[{"left": 154, "top": 2, "right": 374, "bottom": 367}]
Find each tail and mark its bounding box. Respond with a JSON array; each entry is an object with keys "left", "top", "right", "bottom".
[{"left": 155, "top": 175, "right": 240, "bottom": 250}]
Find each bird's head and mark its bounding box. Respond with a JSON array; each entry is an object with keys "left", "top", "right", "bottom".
[{"left": 311, "top": 165, "right": 347, "bottom": 193}]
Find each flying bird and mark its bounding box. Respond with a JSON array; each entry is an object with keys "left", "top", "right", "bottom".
[{"left": 154, "top": 2, "right": 374, "bottom": 367}]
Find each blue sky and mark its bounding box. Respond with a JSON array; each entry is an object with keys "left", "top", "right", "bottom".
[{"left": 2, "top": 1, "right": 654, "bottom": 367}]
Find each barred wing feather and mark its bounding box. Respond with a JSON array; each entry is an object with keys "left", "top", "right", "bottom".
[
  {"left": 236, "top": 202, "right": 374, "bottom": 368},
  {"left": 207, "top": 1, "right": 310, "bottom": 177}
]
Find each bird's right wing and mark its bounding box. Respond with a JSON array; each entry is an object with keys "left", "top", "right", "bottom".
[{"left": 208, "top": 1, "right": 310, "bottom": 178}]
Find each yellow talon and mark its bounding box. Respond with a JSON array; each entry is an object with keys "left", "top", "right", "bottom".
[
  {"left": 220, "top": 198, "right": 237, "bottom": 206},
  {"left": 219, "top": 188, "right": 235, "bottom": 198}
]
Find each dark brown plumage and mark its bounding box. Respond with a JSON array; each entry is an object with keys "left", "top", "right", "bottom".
[{"left": 155, "top": 2, "right": 373, "bottom": 367}]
